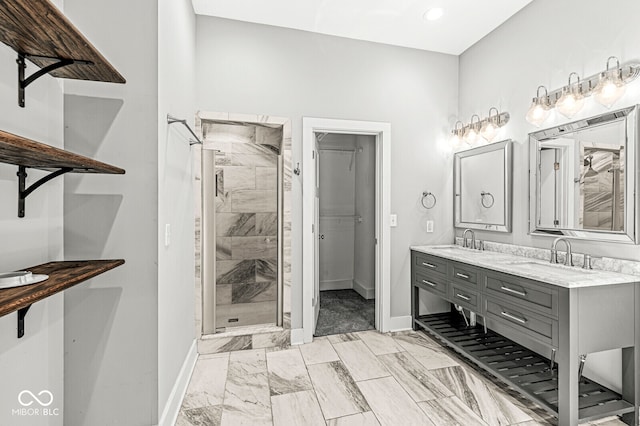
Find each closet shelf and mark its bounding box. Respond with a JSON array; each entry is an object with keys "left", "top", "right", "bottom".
[
  {"left": 0, "top": 260, "right": 125, "bottom": 337},
  {"left": 0, "top": 0, "right": 126, "bottom": 106},
  {"left": 0, "top": 129, "right": 125, "bottom": 217}
]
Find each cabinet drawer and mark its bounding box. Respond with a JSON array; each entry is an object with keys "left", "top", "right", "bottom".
[
  {"left": 414, "top": 271, "right": 448, "bottom": 298},
  {"left": 484, "top": 271, "right": 558, "bottom": 318},
  {"left": 450, "top": 262, "right": 479, "bottom": 288},
  {"left": 485, "top": 298, "right": 557, "bottom": 347},
  {"left": 450, "top": 284, "right": 480, "bottom": 311},
  {"left": 413, "top": 252, "right": 447, "bottom": 277}
]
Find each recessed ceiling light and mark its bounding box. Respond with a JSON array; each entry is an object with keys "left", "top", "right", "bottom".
[{"left": 423, "top": 7, "right": 444, "bottom": 21}]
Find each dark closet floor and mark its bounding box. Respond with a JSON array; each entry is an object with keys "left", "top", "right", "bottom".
[{"left": 314, "top": 289, "right": 375, "bottom": 337}]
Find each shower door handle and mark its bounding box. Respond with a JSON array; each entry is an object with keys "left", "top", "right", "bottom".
[{"left": 319, "top": 234, "right": 324, "bottom": 239}]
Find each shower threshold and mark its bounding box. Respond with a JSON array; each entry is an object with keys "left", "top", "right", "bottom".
[{"left": 202, "top": 323, "right": 280, "bottom": 339}]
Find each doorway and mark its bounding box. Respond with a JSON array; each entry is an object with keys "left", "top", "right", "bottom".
[
  {"left": 314, "top": 133, "right": 376, "bottom": 336},
  {"left": 302, "top": 118, "right": 391, "bottom": 344}
]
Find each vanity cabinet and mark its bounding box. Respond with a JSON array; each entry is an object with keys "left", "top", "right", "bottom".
[{"left": 410, "top": 248, "right": 640, "bottom": 426}]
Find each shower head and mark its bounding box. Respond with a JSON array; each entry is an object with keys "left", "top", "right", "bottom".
[{"left": 584, "top": 155, "right": 598, "bottom": 178}]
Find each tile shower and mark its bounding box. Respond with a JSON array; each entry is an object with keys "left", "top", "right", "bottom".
[{"left": 194, "top": 112, "right": 292, "bottom": 350}]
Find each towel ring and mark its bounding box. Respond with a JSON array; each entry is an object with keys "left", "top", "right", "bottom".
[
  {"left": 481, "top": 191, "right": 495, "bottom": 208},
  {"left": 421, "top": 192, "right": 436, "bottom": 209}
]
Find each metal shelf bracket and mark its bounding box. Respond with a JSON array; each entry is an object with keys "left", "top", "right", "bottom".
[
  {"left": 17, "top": 53, "right": 92, "bottom": 107},
  {"left": 17, "top": 304, "right": 31, "bottom": 338},
  {"left": 17, "top": 166, "right": 73, "bottom": 217}
]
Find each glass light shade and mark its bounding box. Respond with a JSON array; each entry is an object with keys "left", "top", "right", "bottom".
[
  {"left": 463, "top": 127, "right": 479, "bottom": 145},
  {"left": 480, "top": 120, "right": 499, "bottom": 142},
  {"left": 525, "top": 99, "right": 550, "bottom": 127},
  {"left": 593, "top": 72, "right": 626, "bottom": 108},
  {"left": 449, "top": 132, "right": 463, "bottom": 150},
  {"left": 556, "top": 88, "right": 584, "bottom": 118}
]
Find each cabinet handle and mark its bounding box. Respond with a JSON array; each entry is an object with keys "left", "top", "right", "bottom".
[
  {"left": 455, "top": 293, "right": 471, "bottom": 301},
  {"left": 501, "top": 311, "right": 527, "bottom": 324},
  {"left": 500, "top": 286, "right": 527, "bottom": 297},
  {"left": 422, "top": 280, "right": 437, "bottom": 287},
  {"left": 456, "top": 272, "right": 470, "bottom": 279},
  {"left": 422, "top": 262, "right": 436, "bottom": 269}
]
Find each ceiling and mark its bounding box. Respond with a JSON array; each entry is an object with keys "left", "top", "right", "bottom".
[{"left": 192, "top": 0, "right": 533, "bottom": 55}]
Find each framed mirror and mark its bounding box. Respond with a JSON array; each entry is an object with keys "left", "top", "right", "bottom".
[
  {"left": 454, "top": 140, "right": 513, "bottom": 232},
  {"left": 529, "top": 106, "right": 638, "bottom": 243}
]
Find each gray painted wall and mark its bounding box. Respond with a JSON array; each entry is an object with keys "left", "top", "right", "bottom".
[
  {"left": 63, "top": 0, "right": 160, "bottom": 424},
  {"left": 195, "top": 16, "right": 458, "bottom": 326},
  {"left": 459, "top": 0, "right": 640, "bottom": 392},
  {"left": 158, "top": 0, "right": 197, "bottom": 419},
  {"left": 0, "top": 1, "right": 64, "bottom": 424}
]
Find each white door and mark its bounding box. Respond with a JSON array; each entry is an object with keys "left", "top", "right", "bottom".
[{"left": 313, "top": 141, "right": 320, "bottom": 333}]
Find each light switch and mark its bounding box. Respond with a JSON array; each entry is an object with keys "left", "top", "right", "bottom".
[
  {"left": 426, "top": 220, "right": 434, "bottom": 233},
  {"left": 390, "top": 214, "right": 397, "bottom": 227},
  {"left": 165, "top": 224, "right": 171, "bottom": 247}
]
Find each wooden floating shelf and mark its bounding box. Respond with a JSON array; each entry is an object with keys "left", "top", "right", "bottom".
[
  {"left": 0, "top": 0, "right": 125, "bottom": 106},
  {"left": 0, "top": 0, "right": 125, "bottom": 83},
  {"left": 415, "top": 312, "right": 635, "bottom": 423},
  {"left": 0, "top": 129, "right": 124, "bottom": 173},
  {"left": 0, "top": 260, "right": 124, "bottom": 337},
  {"left": 0, "top": 129, "right": 125, "bottom": 217}
]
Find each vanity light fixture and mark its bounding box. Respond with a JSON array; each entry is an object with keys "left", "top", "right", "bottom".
[
  {"left": 463, "top": 115, "right": 481, "bottom": 145},
  {"left": 480, "top": 107, "right": 502, "bottom": 142},
  {"left": 556, "top": 72, "right": 585, "bottom": 118},
  {"left": 423, "top": 7, "right": 444, "bottom": 21},
  {"left": 525, "top": 86, "right": 551, "bottom": 127},
  {"left": 450, "top": 109, "right": 510, "bottom": 150},
  {"left": 593, "top": 57, "right": 626, "bottom": 108},
  {"left": 526, "top": 56, "right": 640, "bottom": 126},
  {"left": 449, "top": 121, "right": 465, "bottom": 149}
]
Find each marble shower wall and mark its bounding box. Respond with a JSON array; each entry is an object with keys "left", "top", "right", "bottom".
[
  {"left": 195, "top": 112, "right": 292, "bottom": 334},
  {"left": 581, "top": 149, "right": 624, "bottom": 231}
]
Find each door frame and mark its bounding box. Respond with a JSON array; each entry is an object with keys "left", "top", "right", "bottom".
[{"left": 302, "top": 117, "right": 391, "bottom": 343}]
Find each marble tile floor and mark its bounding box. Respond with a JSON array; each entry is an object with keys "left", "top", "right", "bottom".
[
  {"left": 176, "top": 329, "right": 626, "bottom": 426},
  {"left": 314, "top": 290, "right": 375, "bottom": 337}
]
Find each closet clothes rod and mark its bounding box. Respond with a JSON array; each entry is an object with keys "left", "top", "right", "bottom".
[{"left": 167, "top": 114, "right": 202, "bottom": 145}]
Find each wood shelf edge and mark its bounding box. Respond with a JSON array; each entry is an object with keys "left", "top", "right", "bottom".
[
  {"left": 0, "top": 259, "right": 125, "bottom": 318},
  {"left": 0, "top": 129, "right": 125, "bottom": 174}
]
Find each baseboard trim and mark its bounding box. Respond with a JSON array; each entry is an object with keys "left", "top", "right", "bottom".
[
  {"left": 157, "top": 339, "right": 198, "bottom": 426},
  {"left": 319, "top": 279, "right": 353, "bottom": 292},
  {"left": 388, "top": 315, "right": 412, "bottom": 332},
  {"left": 290, "top": 328, "right": 305, "bottom": 345},
  {"left": 353, "top": 279, "right": 374, "bottom": 300}
]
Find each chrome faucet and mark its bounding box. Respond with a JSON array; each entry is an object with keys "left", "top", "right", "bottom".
[
  {"left": 550, "top": 237, "right": 573, "bottom": 266},
  {"left": 462, "top": 229, "right": 475, "bottom": 249}
]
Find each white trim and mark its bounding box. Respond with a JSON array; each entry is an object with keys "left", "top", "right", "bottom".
[
  {"left": 387, "top": 315, "right": 413, "bottom": 332},
  {"left": 353, "top": 279, "right": 375, "bottom": 300},
  {"left": 302, "top": 117, "right": 391, "bottom": 343},
  {"left": 157, "top": 339, "right": 198, "bottom": 426},
  {"left": 290, "top": 328, "right": 305, "bottom": 345},
  {"left": 320, "top": 279, "right": 353, "bottom": 291}
]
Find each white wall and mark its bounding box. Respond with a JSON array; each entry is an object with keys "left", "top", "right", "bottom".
[
  {"left": 195, "top": 16, "right": 458, "bottom": 326},
  {"left": 354, "top": 135, "right": 376, "bottom": 298},
  {"left": 459, "top": 0, "right": 640, "bottom": 392},
  {"left": 63, "top": 0, "right": 160, "bottom": 424},
  {"left": 0, "top": 1, "right": 65, "bottom": 423},
  {"left": 158, "top": 0, "right": 197, "bottom": 422}
]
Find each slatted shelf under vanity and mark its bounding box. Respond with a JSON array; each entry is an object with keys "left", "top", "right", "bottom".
[{"left": 415, "top": 312, "right": 635, "bottom": 423}]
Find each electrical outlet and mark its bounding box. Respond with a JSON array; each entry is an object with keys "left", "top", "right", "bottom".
[
  {"left": 165, "top": 224, "right": 171, "bottom": 247},
  {"left": 390, "top": 214, "right": 397, "bottom": 227},
  {"left": 426, "top": 220, "right": 434, "bottom": 233}
]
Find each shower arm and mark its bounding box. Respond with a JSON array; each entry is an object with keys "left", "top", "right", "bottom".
[{"left": 167, "top": 114, "right": 203, "bottom": 145}]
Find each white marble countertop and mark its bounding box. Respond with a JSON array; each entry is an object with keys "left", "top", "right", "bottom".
[{"left": 411, "top": 245, "right": 640, "bottom": 288}]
